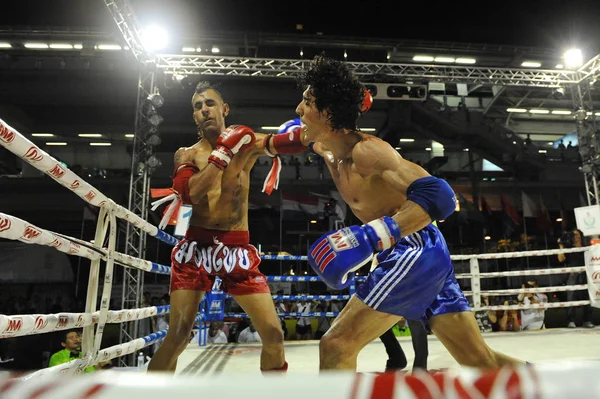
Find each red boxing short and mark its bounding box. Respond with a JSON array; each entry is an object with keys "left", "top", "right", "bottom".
[{"left": 170, "top": 226, "right": 270, "bottom": 295}]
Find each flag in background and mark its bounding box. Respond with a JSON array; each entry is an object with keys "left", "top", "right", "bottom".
[
  {"left": 455, "top": 193, "right": 485, "bottom": 223},
  {"left": 536, "top": 194, "right": 553, "bottom": 234},
  {"left": 500, "top": 194, "right": 520, "bottom": 236},
  {"left": 521, "top": 191, "right": 537, "bottom": 218}
]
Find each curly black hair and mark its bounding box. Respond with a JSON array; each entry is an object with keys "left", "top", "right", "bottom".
[{"left": 297, "top": 56, "right": 366, "bottom": 131}]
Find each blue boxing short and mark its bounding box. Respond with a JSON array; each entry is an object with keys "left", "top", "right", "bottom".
[{"left": 355, "top": 223, "right": 470, "bottom": 328}]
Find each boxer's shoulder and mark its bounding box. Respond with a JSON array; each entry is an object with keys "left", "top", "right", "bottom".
[{"left": 352, "top": 137, "right": 402, "bottom": 174}]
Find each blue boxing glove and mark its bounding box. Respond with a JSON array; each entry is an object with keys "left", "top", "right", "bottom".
[
  {"left": 308, "top": 216, "right": 401, "bottom": 290},
  {"left": 278, "top": 118, "right": 301, "bottom": 134},
  {"left": 262, "top": 118, "right": 304, "bottom": 195}
]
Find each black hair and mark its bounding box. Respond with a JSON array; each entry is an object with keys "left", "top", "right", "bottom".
[
  {"left": 297, "top": 56, "right": 365, "bottom": 131},
  {"left": 62, "top": 328, "right": 81, "bottom": 343},
  {"left": 192, "top": 81, "right": 224, "bottom": 102}
]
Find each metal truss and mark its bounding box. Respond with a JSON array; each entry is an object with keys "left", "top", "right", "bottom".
[
  {"left": 103, "top": 0, "right": 147, "bottom": 63},
  {"left": 118, "top": 70, "right": 156, "bottom": 366},
  {"left": 155, "top": 54, "right": 578, "bottom": 87}
]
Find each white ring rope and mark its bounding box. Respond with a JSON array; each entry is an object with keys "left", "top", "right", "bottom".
[
  {"left": 0, "top": 212, "right": 171, "bottom": 275},
  {"left": 0, "top": 117, "right": 178, "bottom": 247},
  {"left": 455, "top": 266, "right": 587, "bottom": 280},
  {"left": 450, "top": 246, "right": 588, "bottom": 260},
  {"left": 0, "top": 306, "right": 170, "bottom": 339}
]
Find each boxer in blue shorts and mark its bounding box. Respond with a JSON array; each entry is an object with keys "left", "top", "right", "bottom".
[{"left": 296, "top": 56, "right": 524, "bottom": 370}]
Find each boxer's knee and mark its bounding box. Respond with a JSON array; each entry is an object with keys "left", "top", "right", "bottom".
[
  {"left": 319, "top": 333, "right": 356, "bottom": 364},
  {"left": 163, "top": 319, "right": 195, "bottom": 354},
  {"left": 259, "top": 323, "right": 284, "bottom": 347}
]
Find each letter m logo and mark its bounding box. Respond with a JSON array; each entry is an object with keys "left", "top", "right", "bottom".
[{"left": 5, "top": 318, "right": 23, "bottom": 333}]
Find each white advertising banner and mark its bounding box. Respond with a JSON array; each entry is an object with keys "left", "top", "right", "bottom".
[
  {"left": 584, "top": 244, "right": 600, "bottom": 308},
  {"left": 574, "top": 205, "right": 600, "bottom": 236}
]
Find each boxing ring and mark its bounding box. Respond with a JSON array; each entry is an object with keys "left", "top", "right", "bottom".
[{"left": 1, "top": 115, "right": 600, "bottom": 398}]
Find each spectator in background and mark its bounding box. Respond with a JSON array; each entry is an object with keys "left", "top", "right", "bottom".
[
  {"left": 207, "top": 322, "right": 228, "bottom": 344},
  {"left": 295, "top": 298, "right": 313, "bottom": 340},
  {"left": 558, "top": 229, "right": 595, "bottom": 328},
  {"left": 49, "top": 330, "right": 109, "bottom": 372},
  {"left": 238, "top": 322, "right": 261, "bottom": 343},
  {"left": 518, "top": 280, "right": 547, "bottom": 330},
  {"left": 497, "top": 300, "right": 521, "bottom": 332},
  {"left": 474, "top": 295, "right": 494, "bottom": 333}
]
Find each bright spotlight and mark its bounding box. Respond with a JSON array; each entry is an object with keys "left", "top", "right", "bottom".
[
  {"left": 564, "top": 48, "right": 583, "bottom": 68},
  {"left": 142, "top": 26, "right": 168, "bottom": 52}
]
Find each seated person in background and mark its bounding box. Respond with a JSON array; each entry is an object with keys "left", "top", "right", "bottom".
[
  {"left": 518, "top": 280, "right": 547, "bottom": 330},
  {"left": 474, "top": 295, "right": 495, "bottom": 333},
  {"left": 49, "top": 329, "right": 109, "bottom": 371},
  {"left": 207, "top": 322, "right": 228, "bottom": 344},
  {"left": 238, "top": 321, "right": 262, "bottom": 343},
  {"left": 497, "top": 301, "right": 521, "bottom": 332}
]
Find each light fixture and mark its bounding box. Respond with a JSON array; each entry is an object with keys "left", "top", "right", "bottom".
[
  {"left": 90, "top": 142, "right": 111, "bottom": 146},
  {"left": 455, "top": 58, "right": 476, "bottom": 64},
  {"left": 556, "top": 217, "right": 563, "bottom": 222},
  {"left": 551, "top": 110, "right": 572, "bottom": 115},
  {"left": 529, "top": 109, "right": 550, "bottom": 114},
  {"left": 211, "top": 46, "right": 220, "bottom": 54},
  {"left": 413, "top": 55, "right": 434, "bottom": 62},
  {"left": 148, "top": 114, "right": 164, "bottom": 127},
  {"left": 506, "top": 108, "right": 527, "bottom": 113},
  {"left": 399, "top": 138, "right": 415, "bottom": 142},
  {"left": 32, "top": 133, "right": 54, "bottom": 137},
  {"left": 125, "top": 134, "right": 134, "bottom": 138},
  {"left": 521, "top": 61, "right": 542, "bottom": 68},
  {"left": 310, "top": 220, "right": 317, "bottom": 224},
  {"left": 148, "top": 93, "right": 164, "bottom": 108},
  {"left": 484, "top": 236, "right": 491, "bottom": 241},
  {"left": 564, "top": 48, "right": 583, "bottom": 68},
  {"left": 78, "top": 133, "right": 102, "bottom": 138},
  {"left": 146, "top": 155, "right": 162, "bottom": 168},
  {"left": 182, "top": 47, "right": 195, "bottom": 52},
  {"left": 260, "top": 126, "right": 282, "bottom": 131},
  {"left": 425, "top": 147, "right": 431, "bottom": 151},
  {"left": 49, "top": 43, "right": 73, "bottom": 49},
  {"left": 361, "top": 128, "right": 376, "bottom": 132},
  {"left": 24, "top": 43, "right": 49, "bottom": 49},
  {"left": 538, "top": 149, "right": 547, "bottom": 153},
  {"left": 45, "top": 142, "right": 67, "bottom": 146},
  {"left": 434, "top": 57, "right": 455, "bottom": 63},
  {"left": 96, "top": 44, "right": 121, "bottom": 50},
  {"left": 146, "top": 134, "right": 161, "bottom": 146},
  {"left": 463, "top": 148, "right": 469, "bottom": 151},
  {"left": 141, "top": 26, "right": 168, "bottom": 52},
  {"left": 0, "top": 43, "right": 12, "bottom": 48}
]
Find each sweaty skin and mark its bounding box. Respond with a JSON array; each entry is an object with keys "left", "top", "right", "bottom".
[
  {"left": 174, "top": 89, "right": 274, "bottom": 231},
  {"left": 298, "top": 88, "right": 432, "bottom": 237}
]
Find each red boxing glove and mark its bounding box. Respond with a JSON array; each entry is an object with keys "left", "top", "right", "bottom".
[
  {"left": 208, "top": 125, "right": 256, "bottom": 170},
  {"left": 263, "top": 126, "right": 307, "bottom": 155},
  {"left": 172, "top": 162, "right": 199, "bottom": 204}
]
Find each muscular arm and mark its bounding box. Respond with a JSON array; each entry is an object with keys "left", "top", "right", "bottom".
[
  {"left": 173, "top": 147, "right": 222, "bottom": 205},
  {"left": 353, "top": 139, "right": 434, "bottom": 237}
]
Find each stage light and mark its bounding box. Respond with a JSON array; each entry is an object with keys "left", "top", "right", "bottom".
[
  {"left": 564, "top": 48, "right": 583, "bottom": 68},
  {"left": 142, "top": 25, "right": 168, "bottom": 52},
  {"left": 148, "top": 93, "right": 164, "bottom": 108}
]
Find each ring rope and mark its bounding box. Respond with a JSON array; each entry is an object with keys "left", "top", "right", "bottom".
[{"left": 0, "top": 117, "right": 179, "bottom": 247}]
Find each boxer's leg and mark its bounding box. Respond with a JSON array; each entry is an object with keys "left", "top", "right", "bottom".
[
  {"left": 429, "top": 311, "right": 523, "bottom": 368},
  {"left": 320, "top": 295, "right": 400, "bottom": 370},
  {"left": 233, "top": 293, "right": 286, "bottom": 371},
  {"left": 148, "top": 289, "right": 204, "bottom": 372}
]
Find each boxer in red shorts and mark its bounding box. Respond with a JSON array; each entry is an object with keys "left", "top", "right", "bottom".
[{"left": 148, "top": 81, "right": 307, "bottom": 373}]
